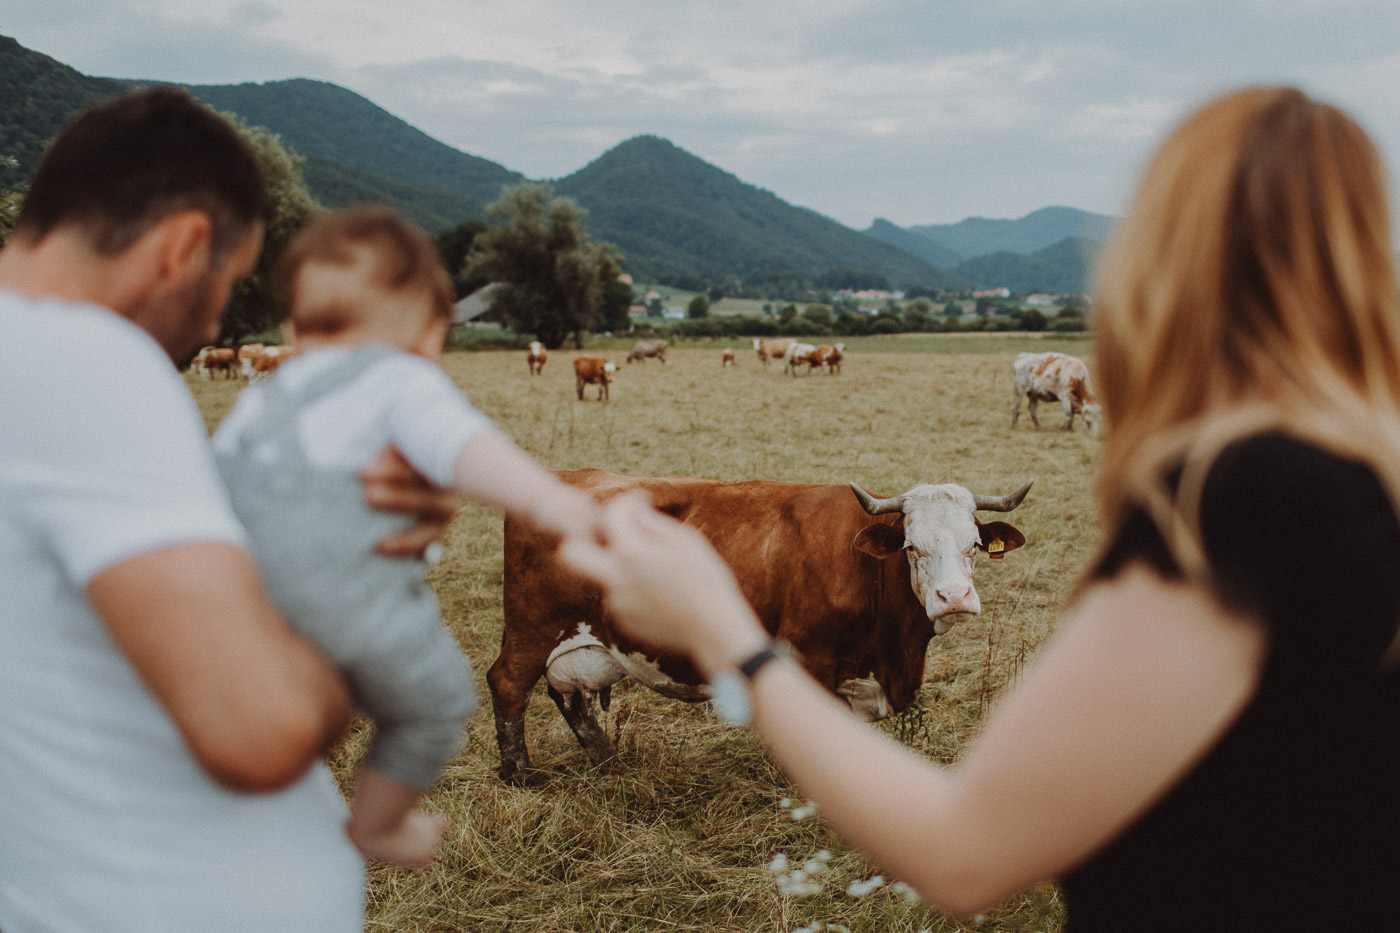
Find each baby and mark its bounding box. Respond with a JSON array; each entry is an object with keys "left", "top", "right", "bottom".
[{"left": 212, "top": 206, "right": 597, "bottom": 868}]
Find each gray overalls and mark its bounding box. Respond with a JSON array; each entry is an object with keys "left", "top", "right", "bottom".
[{"left": 215, "top": 344, "right": 478, "bottom": 789}]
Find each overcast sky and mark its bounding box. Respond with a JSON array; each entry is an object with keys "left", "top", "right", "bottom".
[{"left": 7, "top": 1, "right": 1400, "bottom": 228}]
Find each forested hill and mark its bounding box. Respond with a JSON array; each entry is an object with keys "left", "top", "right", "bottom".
[
  {"left": 555, "top": 135, "right": 958, "bottom": 288},
  {"left": 187, "top": 79, "right": 523, "bottom": 209},
  {"left": 909, "top": 206, "right": 1115, "bottom": 261},
  {"left": 951, "top": 236, "right": 1103, "bottom": 294},
  {"left": 0, "top": 36, "right": 126, "bottom": 187}
]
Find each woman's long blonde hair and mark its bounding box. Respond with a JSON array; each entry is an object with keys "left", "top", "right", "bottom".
[{"left": 1092, "top": 86, "right": 1400, "bottom": 577}]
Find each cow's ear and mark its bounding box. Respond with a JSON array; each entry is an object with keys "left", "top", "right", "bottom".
[
  {"left": 854, "top": 523, "right": 905, "bottom": 559},
  {"left": 976, "top": 520, "right": 1026, "bottom": 560}
]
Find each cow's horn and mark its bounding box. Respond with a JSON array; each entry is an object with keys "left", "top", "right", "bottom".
[
  {"left": 850, "top": 483, "right": 906, "bottom": 515},
  {"left": 973, "top": 479, "right": 1034, "bottom": 512}
]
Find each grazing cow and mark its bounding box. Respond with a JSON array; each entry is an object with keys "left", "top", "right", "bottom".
[
  {"left": 753, "top": 338, "right": 793, "bottom": 365},
  {"left": 721, "top": 348, "right": 735, "bottom": 367},
  {"left": 626, "top": 340, "right": 667, "bottom": 364},
  {"left": 823, "top": 343, "right": 845, "bottom": 374},
  {"left": 250, "top": 345, "right": 296, "bottom": 380},
  {"left": 192, "top": 346, "right": 237, "bottom": 380},
  {"left": 489, "top": 470, "right": 1031, "bottom": 781},
  {"left": 1011, "top": 351, "right": 1101, "bottom": 434},
  {"left": 784, "top": 342, "right": 819, "bottom": 375},
  {"left": 573, "top": 355, "right": 616, "bottom": 401},
  {"left": 236, "top": 343, "right": 265, "bottom": 379},
  {"left": 527, "top": 341, "right": 548, "bottom": 376}
]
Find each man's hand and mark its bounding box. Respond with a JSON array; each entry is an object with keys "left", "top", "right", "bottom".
[{"left": 361, "top": 445, "right": 464, "bottom": 558}]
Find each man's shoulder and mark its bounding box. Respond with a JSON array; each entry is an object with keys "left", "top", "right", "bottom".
[{"left": 1, "top": 291, "right": 172, "bottom": 376}]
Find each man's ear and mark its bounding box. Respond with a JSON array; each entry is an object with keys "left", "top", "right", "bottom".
[
  {"left": 975, "top": 520, "right": 1026, "bottom": 560},
  {"left": 854, "top": 523, "right": 905, "bottom": 559},
  {"left": 154, "top": 210, "right": 214, "bottom": 284}
]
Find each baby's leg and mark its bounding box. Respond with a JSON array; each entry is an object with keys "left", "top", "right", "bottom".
[{"left": 346, "top": 767, "right": 446, "bottom": 869}]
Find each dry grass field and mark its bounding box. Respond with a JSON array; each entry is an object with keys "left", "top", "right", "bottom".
[{"left": 187, "top": 334, "right": 1100, "bottom": 933}]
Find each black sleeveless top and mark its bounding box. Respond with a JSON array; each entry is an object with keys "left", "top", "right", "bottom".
[{"left": 1061, "top": 433, "right": 1400, "bottom": 931}]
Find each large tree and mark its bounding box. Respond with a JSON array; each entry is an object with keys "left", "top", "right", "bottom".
[
  {"left": 217, "top": 112, "right": 322, "bottom": 344},
  {"left": 464, "top": 182, "right": 625, "bottom": 348}
]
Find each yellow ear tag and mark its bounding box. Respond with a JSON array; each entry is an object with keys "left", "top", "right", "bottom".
[{"left": 987, "top": 538, "right": 1005, "bottom": 559}]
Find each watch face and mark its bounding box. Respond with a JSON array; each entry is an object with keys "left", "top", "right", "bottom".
[{"left": 709, "top": 669, "right": 752, "bottom": 727}]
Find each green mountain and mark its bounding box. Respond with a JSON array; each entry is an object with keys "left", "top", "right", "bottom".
[
  {"left": 863, "top": 217, "right": 965, "bottom": 269},
  {"left": 186, "top": 79, "right": 523, "bottom": 210},
  {"left": 909, "top": 206, "right": 1115, "bottom": 261},
  {"left": 554, "top": 135, "right": 955, "bottom": 288},
  {"left": 951, "top": 236, "right": 1103, "bottom": 294},
  {"left": 0, "top": 35, "right": 127, "bottom": 187}
]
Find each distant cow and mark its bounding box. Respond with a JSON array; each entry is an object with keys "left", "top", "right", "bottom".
[
  {"left": 574, "top": 355, "right": 617, "bottom": 401},
  {"left": 753, "top": 338, "right": 793, "bottom": 365},
  {"left": 626, "top": 340, "right": 667, "bottom": 364},
  {"left": 236, "top": 343, "right": 266, "bottom": 379},
  {"left": 721, "top": 348, "right": 735, "bottom": 367},
  {"left": 784, "top": 342, "right": 819, "bottom": 375},
  {"left": 489, "top": 470, "right": 1031, "bottom": 781},
  {"left": 1011, "top": 351, "right": 1101, "bottom": 434},
  {"left": 822, "top": 343, "right": 845, "bottom": 374},
  {"left": 192, "top": 346, "right": 237, "bottom": 379},
  {"left": 527, "top": 341, "right": 548, "bottom": 376},
  {"left": 249, "top": 345, "right": 296, "bottom": 380}
]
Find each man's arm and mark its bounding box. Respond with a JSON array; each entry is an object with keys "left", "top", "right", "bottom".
[{"left": 87, "top": 542, "right": 352, "bottom": 792}]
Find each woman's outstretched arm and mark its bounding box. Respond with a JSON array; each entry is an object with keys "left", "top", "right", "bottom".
[{"left": 560, "top": 495, "right": 1266, "bottom": 917}]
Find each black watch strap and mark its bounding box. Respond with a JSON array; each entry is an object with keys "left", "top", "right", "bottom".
[{"left": 738, "top": 643, "right": 783, "bottom": 681}]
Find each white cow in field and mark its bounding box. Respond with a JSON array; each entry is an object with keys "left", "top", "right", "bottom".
[{"left": 1011, "top": 352, "right": 1101, "bottom": 434}]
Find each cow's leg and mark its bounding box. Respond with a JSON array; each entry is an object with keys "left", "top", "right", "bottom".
[
  {"left": 576, "top": 378, "right": 585, "bottom": 401},
  {"left": 1063, "top": 397, "right": 1076, "bottom": 431},
  {"left": 487, "top": 648, "right": 548, "bottom": 784},
  {"left": 547, "top": 684, "right": 616, "bottom": 768},
  {"left": 1027, "top": 396, "right": 1041, "bottom": 428},
  {"left": 1011, "top": 386, "right": 1023, "bottom": 427}
]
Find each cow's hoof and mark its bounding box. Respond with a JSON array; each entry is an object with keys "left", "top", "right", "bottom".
[{"left": 497, "top": 761, "right": 538, "bottom": 785}]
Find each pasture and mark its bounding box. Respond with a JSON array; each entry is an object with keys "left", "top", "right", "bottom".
[{"left": 188, "top": 334, "right": 1099, "bottom": 933}]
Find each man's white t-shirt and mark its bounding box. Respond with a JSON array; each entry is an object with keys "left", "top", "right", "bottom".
[
  {"left": 0, "top": 291, "right": 363, "bottom": 933},
  {"left": 211, "top": 345, "right": 491, "bottom": 483}
]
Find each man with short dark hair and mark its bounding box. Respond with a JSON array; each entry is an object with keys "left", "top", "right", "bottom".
[{"left": 0, "top": 88, "right": 454, "bottom": 932}]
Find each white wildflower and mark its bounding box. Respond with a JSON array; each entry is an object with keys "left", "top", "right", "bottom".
[
  {"left": 890, "top": 880, "right": 921, "bottom": 904},
  {"left": 779, "top": 797, "right": 793, "bottom": 809},
  {"left": 766, "top": 854, "right": 790, "bottom": 874},
  {"left": 790, "top": 803, "right": 818, "bottom": 821},
  {"left": 845, "top": 875, "right": 885, "bottom": 897},
  {"left": 802, "top": 858, "right": 828, "bottom": 875},
  {"left": 814, "top": 849, "right": 833, "bottom": 862}
]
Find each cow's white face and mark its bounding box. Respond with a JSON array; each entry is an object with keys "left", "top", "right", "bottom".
[
  {"left": 603, "top": 361, "right": 617, "bottom": 375},
  {"left": 899, "top": 485, "right": 983, "bottom": 634},
  {"left": 1082, "top": 403, "right": 1102, "bottom": 436}
]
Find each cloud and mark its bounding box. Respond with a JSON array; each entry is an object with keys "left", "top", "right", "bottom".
[{"left": 6, "top": 0, "right": 1400, "bottom": 226}]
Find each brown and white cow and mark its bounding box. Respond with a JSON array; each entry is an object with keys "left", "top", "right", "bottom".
[
  {"left": 192, "top": 346, "right": 237, "bottom": 379},
  {"left": 236, "top": 343, "right": 265, "bottom": 379},
  {"left": 753, "top": 337, "right": 793, "bottom": 365},
  {"left": 488, "top": 470, "right": 1031, "bottom": 781},
  {"left": 574, "top": 354, "right": 617, "bottom": 401},
  {"left": 626, "top": 340, "right": 667, "bottom": 364},
  {"left": 784, "top": 342, "right": 819, "bottom": 375},
  {"left": 721, "top": 348, "right": 735, "bottom": 367},
  {"left": 249, "top": 345, "right": 296, "bottom": 380},
  {"left": 822, "top": 343, "right": 845, "bottom": 374},
  {"left": 527, "top": 341, "right": 548, "bottom": 376},
  {"left": 1011, "top": 351, "right": 1101, "bottom": 434}
]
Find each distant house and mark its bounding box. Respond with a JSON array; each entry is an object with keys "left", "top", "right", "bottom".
[
  {"left": 628, "top": 304, "right": 648, "bottom": 318},
  {"left": 453, "top": 282, "right": 505, "bottom": 325},
  {"left": 663, "top": 306, "right": 686, "bottom": 320},
  {"left": 973, "top": 287, "right": 1011, "bottom": 299},
  {"left": 643, "top": 288, "right": 662, "bottom": 302},
  {"left": 1025, "top": 293, "right": 1058, "bottom": 306},
  {"left": 618, "top": 273, "right": 634, "bottom": 286}
]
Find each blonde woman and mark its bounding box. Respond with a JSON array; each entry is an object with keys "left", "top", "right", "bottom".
[{"left": 559, "top": 86, "right": 1400, "bottom": 931}]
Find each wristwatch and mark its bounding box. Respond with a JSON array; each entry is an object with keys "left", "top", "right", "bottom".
[{"left": 710, "top": 640, "right": 794, "bottom": 726}]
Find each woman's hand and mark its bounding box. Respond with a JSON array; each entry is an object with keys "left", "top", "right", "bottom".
[
  {"left": 360, "top": 445, "right": 464, "bottom": 558},
  {"left": 558, "top": 493, "right": 769, "bottom": 676}
]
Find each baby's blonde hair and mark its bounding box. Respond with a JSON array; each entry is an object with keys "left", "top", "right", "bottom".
[
  {"left": 275, "top": 205, "right": 454, "bottom": 336},
  {"left": 1091, "top": 86, "right": 1400, "bottom": 576}
]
